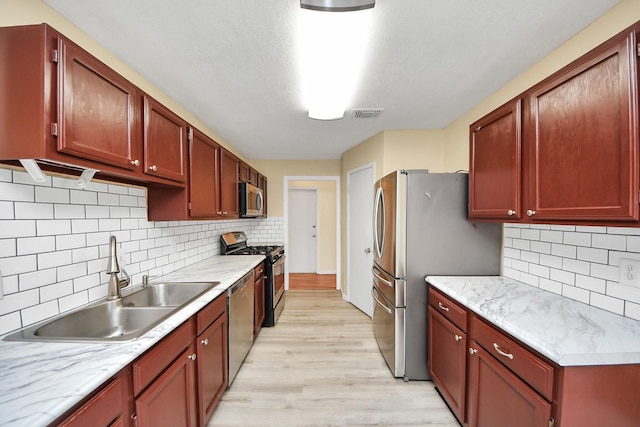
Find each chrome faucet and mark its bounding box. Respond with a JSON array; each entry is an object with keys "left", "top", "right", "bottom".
[{"left": 106, "top": 235, "right": 130, "bottom": 300}]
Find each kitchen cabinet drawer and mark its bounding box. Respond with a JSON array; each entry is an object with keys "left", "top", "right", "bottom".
[
  {"left": 133, "top": 318, "right": 195, "bottom": 395},
  {"left": 470, "top": 316, "right": 554, "bottom": 400},
  {"left": 196, "top": 293, "right": 227, "bottom": 336},
  {"left": 429, "top": 286, "right": 467, "bottom": 332}
]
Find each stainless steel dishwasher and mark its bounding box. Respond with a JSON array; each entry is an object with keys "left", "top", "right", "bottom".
[{"left": 227, "top": 270, "right": 254, "bottom": 385}]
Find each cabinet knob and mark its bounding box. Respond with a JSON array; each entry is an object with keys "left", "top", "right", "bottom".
[
  {"left": 507, "top": 209, "right": 515, "bottom": 216},
  {"left": 131, "top": 159, "right": 140, "bottom": 167},
  {"left": 438, "top": 302, "right": 450, "bottom": 312},
  {"left": 217, "top": 211, "right": 223, "bottom": 216},
  {"left": 149, "top": 165, "right": 158, "bottom": 172},
  {"left": 454, "top": 335, "right": 462, "bottom": 342},
  {"left": 526, "top": 209, "right": 536, "bottom": 217},
  {"left": 188, "top": 353, "right": 197, "bottom": 361},
  {"left": 201, "top": 338, "right": 209, "bottom": 346},
  {"left": 469, "top": 348, "right": 478, "bottom": 355},
  {"left": 223, "top": 211, "right": 228, "bottom": 215}
]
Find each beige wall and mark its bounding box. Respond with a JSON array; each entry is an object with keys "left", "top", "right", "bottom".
[
  {"left": 288, "top": 181, "right": 337, "bottom": 272},
  {"left": 0, "top": 0, "right": 247, "bottom": 160},
  {"left": 250, "top": 159, "right": 341, "bottom": 217},
  {"left": 382, "top": 129, "right": 446, "bottom": 175},
  {"left": 443, "top": 0, "right": 640, "bottom": 172}
]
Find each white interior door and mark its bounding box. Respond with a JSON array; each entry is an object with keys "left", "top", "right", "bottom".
[
  {"left": 288, "top": 188, "right": 318, "bottom": 273},
  {"left": 348, "top": 164, "right": 374, "bottom": 317}
]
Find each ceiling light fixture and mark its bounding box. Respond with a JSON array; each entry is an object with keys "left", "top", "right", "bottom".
[
  {"left": 300, "top": 0, "right": 375, "bottom": 12},
  {"left": 297, "top": 0, "right": 375, "bottom": 120}
]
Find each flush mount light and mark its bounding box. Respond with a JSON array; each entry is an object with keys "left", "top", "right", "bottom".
[
  {"left": 300, "top": 0, "right": 375, "bottom": 12},
  {"left": 297, "top": 0, "right": 375, "bottom": 120}
]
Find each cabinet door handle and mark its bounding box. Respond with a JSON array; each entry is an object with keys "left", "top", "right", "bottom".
[
  {"left": 438, "top": 302, "right": 449, "bottom": 312},
  {"left": 493, "top": 343, "right": 514, "bottom": 360},
  {"left": 507, "top": 209, "right": 515, "bottom": 216},
  {"left": 201, "top": 338, "right": 209, "bottom": 346},
  {"left": 149, "top": 165, "right": 158, "bottom": 172},
  {"left": 131, "top": 159, "right": 140, "bottom": 167},
  {"left": 454, "top": 335, "right": 462, "bottom": 342},
  {"left": 526, "top": 209, "right": 536, "bottom": 217},
  {"left": 188, "top": 353, "right": 197, "bottom": 361},
  {"left": 469, "top": 348, "right": 478, "bottom": 355}
]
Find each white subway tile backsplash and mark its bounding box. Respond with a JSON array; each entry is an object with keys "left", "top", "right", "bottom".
[
  {"left": 17, "top": 236, "right": 56, "bottom": 255},
  {"left": 54, "top": 204, "right": 86, "bottom": 219},
  {"left": 98, "top": 192, "right": 120, "bottom": 206},
  {"left": 70, "top": 189, "right": 98, "bottom": 205},
  {"left": 0, "top": 182, "right": 34, "bottom": 202},
  {"left": 85, "top": 205, "right": 110, "bottom": 218},
  {"left": 0, "top": 168, "right": 12, "bottom": 182},
  {"left": 19, "top": 268, "right": 57, "bottom": 291},
  {"left": 2, "top": 274, "right": 18, "bottom": 295},
  {"left": 15, "top": 202, "right": 54, "bottom": 219},
  {"left": 0, "top": 201, "right": 14, "bottom": 219},
  {"left": 56, "top": 234, "right": 87, "bottom": 251},
  {"left": 0, "top": 312, "right": 21, "bottom": 336},
  {"left": 0, "top": 239, "right": 16, "bottom": 258},
  {"left": 0, "top": 255, "right": 37, "bottom": 276},
  {"left": 73, "top": 273, "right": 100, "bottom": 292},
  {"left": 0, "top": 289, "right": 39, "bottom": 316},
  {"left": 35, "top": 187, "right": 69, "bottom": 204},
  {"left": 0, "top": 220, "right": 36, "bottom": 239},
  {"left": 503, "top": 223, "right": 640, "bottom": 319},
  {"left": 21, "top": 300, "right": 59, "bottom": 327},
  {"left": 57, "top": 263, "right": 87, "bottom": 282},
  {"left": 40, "top": 281, "right": 73, "bottom": 302},
  {"left": 590, "top": 293, "right": 624, "bottom": 315},
  {"left": 37, "top": 219, "right": 71, "bottom": 236},
  {"left": 591, "top": 233, "right": 626, "bottom": 251},
  {"left": 59, "top": 291, "right": 89, "bottom": 314},
  {"left": 562, "top": 284, "right": 590, "bottom": 304},
  {"left": 38, "top": 250, "right": 72, "bottom": 270}
]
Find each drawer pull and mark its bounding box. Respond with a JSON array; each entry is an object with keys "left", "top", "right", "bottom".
[
  {"left": 438, "top": 302, "right": 449, "bottom": 312},
  {"left": 493, "top": 343, "right": 514, "bottom": 360},
  {"left": 454, "top": 335, "right": 462, "bottom": 342},
  {"left": 201, "top": 338, "right": 209, "bottom": 346}
]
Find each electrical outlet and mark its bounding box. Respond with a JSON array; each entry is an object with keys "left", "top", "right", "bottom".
[{"left": 619, "top": 258, "right": 640, "bottom": 287}]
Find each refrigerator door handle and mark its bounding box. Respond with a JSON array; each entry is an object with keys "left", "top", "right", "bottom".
[
  {"left": 373, "top": 186, "right": 385, "bottom": 259},
  {"left": 372, "top": 285, "right": 392, "bottom": 314},
  {"left": 372, "top": 266, "right": 393, "bottom": 287}
]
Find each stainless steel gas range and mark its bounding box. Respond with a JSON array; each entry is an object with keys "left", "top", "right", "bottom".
[{"left": 220, "top": 231, "right": 285, "bottom": 327}]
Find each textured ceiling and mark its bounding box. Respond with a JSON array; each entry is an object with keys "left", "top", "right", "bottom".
[{"left": 43, "top": 0, "right": 620, "bottom": 160}]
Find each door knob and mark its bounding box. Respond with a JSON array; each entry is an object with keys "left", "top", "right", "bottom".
[{"left": 365, "top": 248, "right": 371, "bottom": 254}]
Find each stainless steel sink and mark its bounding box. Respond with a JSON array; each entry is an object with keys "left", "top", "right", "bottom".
[
  {"left": 121, "top": 282, "right": 217, "bottom": 308},
  {"left": 4, "top": 281, "right": 219, "bottom": 342}
]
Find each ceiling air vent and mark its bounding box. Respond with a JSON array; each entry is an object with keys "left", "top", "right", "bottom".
[{"left": 352, "top": 108, "right": 383, "bottom": 119}]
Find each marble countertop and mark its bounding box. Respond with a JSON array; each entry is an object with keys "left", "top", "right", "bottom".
[
  {"left": 0, "top": 255, "right": 264, "bottom": 427},
  {"left": 426, "top": 275, "right": 640, "bottom": 367}
]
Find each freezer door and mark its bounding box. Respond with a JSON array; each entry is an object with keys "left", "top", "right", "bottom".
[
  {"left": 372, "top": 284, "right": 405, "bottom": 378},
  {"left": 372, "top": 263, "right": 405, "bottom": 307}
]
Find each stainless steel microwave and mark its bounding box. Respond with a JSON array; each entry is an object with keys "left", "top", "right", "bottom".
[{"left": 239, "top": 182, "right": 264, "bottom": 217}]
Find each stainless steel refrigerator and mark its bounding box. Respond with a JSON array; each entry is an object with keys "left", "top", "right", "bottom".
[{"left": 372, "top": 170, "right": 501, "bottom": 380}]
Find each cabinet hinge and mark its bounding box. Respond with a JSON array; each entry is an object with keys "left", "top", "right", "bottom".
[
  {"left": 51, "top": 123, "right": 58, "bottom": 137},
  {"left": 548, "top": 418, "right": 555, "bottom": 427},
  {"left": 51, "top": 49, "right": 58, "bottom": 63}
]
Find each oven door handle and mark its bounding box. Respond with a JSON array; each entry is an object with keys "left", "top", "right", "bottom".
[{"left": 372, "top": 285, "right": 392, "bottom": 314}]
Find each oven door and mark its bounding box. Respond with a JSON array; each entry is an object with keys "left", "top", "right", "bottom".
[
  {"left": 372, "top": 283, "right": 405, "bottom": 378},
  {"left": 272, "top": 255, "right": 285, "bottom": 308}
]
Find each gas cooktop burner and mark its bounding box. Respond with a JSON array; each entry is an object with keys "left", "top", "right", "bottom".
[{"left": 219, "top": 231, "right": 284, "bottom": 260}]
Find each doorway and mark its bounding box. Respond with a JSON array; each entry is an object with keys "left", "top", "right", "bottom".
[
  {"left": 347, "top": 163, "right": 375, "bottom": 317},
  {"left": 288, "top": 188, "right": 318, "bottom": 273},
  {"left": 283, "top": 176, "right": 341, "bottom": 292}
]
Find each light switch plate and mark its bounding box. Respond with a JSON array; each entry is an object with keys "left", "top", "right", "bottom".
[{"left": 619, "top": 258, "right": 640, "bottom": 287}]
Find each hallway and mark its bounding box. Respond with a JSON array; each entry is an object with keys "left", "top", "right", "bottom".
[{"left": 207, "top": 290, "right": 458, "bottom": 426}]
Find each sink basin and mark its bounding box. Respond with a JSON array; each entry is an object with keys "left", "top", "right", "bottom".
[
  {"left": 121, "top": 282, "right": 217, "bottom": 307},
  {"left": 4, "top": 281, "right": 219, "bottom": 342}
]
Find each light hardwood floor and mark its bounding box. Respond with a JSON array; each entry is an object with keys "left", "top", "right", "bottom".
[{"left": 207, "top": 290, "right": 459, "bottom": 426}]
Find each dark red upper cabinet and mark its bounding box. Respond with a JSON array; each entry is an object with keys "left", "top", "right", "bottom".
[
  {"left": 189, "top": 127, "right": 221, "bottom": 218},
  {"left": 143, "top": 96, "right": 187, "bottom": 184},
  {"left": 57, "top": 37, "right": 141, "bottom": 171},
  {"left": 469, "top": 99, "right": 522, "bottom": 220},
  {"left": 525, "top": 29, "right": 639, "bottom": 222}
]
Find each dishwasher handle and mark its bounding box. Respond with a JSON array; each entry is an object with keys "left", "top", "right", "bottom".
[{"left": 229, "top": 271, "right": 253, "bottom": 295}]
